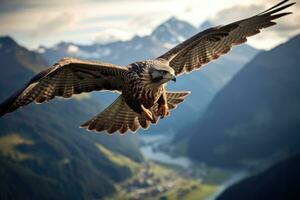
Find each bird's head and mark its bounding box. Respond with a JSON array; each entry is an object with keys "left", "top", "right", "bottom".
[{"left": 149, "top": 60, "right": 176, "bottom": 84}]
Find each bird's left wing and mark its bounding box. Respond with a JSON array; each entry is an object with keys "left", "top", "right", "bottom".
[
  {"left": 0, "top": 57, "right": 128, "bottom": 117},
  {"left": 157, "top": 0, "right": 295, "bottom": 76}
]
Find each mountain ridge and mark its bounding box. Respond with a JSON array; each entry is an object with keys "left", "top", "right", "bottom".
[
  {"left": 182, "top": 34, "right": 300, "bottom": 168},
  {"left": 217, "top": 154, "right": 300, "bottom": 200},
  {"left": 0, "top": 37, "right": 143, "bottom": 200}
]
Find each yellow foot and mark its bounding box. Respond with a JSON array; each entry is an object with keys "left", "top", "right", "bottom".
[
  {"left": 157, "top": 103, "right": 169, "bottom": 118},
  {"left": 141, "top": 104, "right": 154, "bottom": 122}
]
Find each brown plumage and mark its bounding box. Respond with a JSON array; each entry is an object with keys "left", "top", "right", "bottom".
[
  {"left": 0, "top": 0, "right": 295, "bottom": 134},
  {"left": 81, "top": 91, "right": 190, "bottom": 134},
  {"left": 159, "top": 0, "right": 295, "bottom": 76}
]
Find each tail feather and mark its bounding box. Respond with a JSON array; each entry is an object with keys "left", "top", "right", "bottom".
[
  {"left": 157, "top": 91, "right": 190, "bottom": 111},
  {"left": 81, "top": 96, "right": 149, "bottom": 134},
  {"left": 81, "top": 91, "right": 190, "bottom": 134}
]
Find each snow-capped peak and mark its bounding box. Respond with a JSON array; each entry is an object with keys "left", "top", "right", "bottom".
[
  {"left": 36, "top": 46, "right": 46, "bottom": 53},
  {"left": 151, "top": 17, "right": 198, "bottom": 46},
  {"left": 67, "top": 45, "right": 79, "bottom": 54}
]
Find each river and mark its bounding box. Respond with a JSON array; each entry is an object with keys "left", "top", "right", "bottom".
[
  {"left": 140, "top": 134, "right": 192, "bottom": 169},
  {"left": 140, "top": 135, "right": 248, "bottom": 200}
]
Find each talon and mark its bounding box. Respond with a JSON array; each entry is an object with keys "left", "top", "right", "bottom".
[
  {"left": 144, "top": 109, "right": 153, "bottom": 121},
  {"left": 158, "top": 103, "right": 169, "bottom": 118},
  {"left": 155, "top": 109, "right": 160, "bottom": 116},
  {"left": 141, "top": 104, "right": 154, "bottom": 122}
]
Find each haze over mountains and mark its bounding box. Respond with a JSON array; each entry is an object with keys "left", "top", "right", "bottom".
[
  {"left": 176, "top": 34, "right": 300, "bottom": 168},
  {"left": 0, "top": 17, "right": 260, "bottom": 199},
  {"left": 1, "top": 14, "right": 299, "bottom": 200}
]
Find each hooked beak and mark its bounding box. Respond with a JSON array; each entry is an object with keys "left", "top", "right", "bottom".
[
  {"left": 171, "top": 76, "right": 176, "bottom": 82},
  {"left": 163, "top": 73, "right": 176, "bottom": 82}
]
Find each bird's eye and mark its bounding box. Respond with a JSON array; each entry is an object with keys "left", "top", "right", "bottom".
[{"left": 162, "top": 71, "right": 167, "bottom": 74}]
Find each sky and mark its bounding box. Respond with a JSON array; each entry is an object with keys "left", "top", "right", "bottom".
[{"left": 0, "top": 0, "right": 299, "bottom": 50}]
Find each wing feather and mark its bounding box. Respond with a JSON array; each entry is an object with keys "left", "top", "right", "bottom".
[
  {"left": 157, "top": 0, "right": 295, "bottom": 76},
  {"left": 0, "top": 57, "right": 128, "bottom": 117},
  {"left": 81, "top": 96, "right": 150, "bottom": 134}
]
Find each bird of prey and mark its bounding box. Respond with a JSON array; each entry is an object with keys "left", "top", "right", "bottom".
[{"left": 0, "top": 0, "right": 295, "bottom": 134}]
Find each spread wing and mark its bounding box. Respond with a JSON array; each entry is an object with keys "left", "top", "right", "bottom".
[
  {"left": 157, "top": 0, "right": 295, "bottom": 76},
  {"left": 0, "top": 57, "right": 128, "bottom": 117}
]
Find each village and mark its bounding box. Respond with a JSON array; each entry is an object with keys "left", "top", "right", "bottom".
[{"left": 107, "top": 162, "right": 218, "bottom": 200}]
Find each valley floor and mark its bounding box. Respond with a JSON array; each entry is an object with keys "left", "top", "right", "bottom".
[{"left": 106, "top": 161, "right": 218, "bottom": 200}]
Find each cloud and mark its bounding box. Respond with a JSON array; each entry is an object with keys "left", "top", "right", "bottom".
[
  {"left": 210, "top": 5, "right": 265, "bottom": 25},
  {"left": 0, "top": 0, "right": 298, "bottom": 49},
  {"left": 94, "top": 29, "right": 130, "bottom": 44},
  {"left": 32, "top": 13, "right": 77, "bottom": 36}
]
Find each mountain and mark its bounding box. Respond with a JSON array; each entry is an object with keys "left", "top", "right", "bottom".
[
  {"left": 38, "top": 17, "right": 198, "bottom": 66},
  {"left": 217, "top": 154, "right": 300, "bottom": 200},
  {"left": 0, "top": 36, "right": 48, "bottom": 96},
  {"left": 0, "top": 37, "right": 142, "bottom": 200},
  {"left": 37, "top": 17, "right": 258, "bottom": 134},
  {"left": 180, "top": 34, "right": 300, "bottom": 168},
  {"left": 151, "top": 17, "right": 198, "bottom": 47},
  {"left": 199, "top": 20, "right": 214, "bottom": 30}
]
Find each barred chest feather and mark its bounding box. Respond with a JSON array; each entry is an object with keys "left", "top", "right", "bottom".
[{"left": 122, "top": 62, "right": 164, "bottom": 112}]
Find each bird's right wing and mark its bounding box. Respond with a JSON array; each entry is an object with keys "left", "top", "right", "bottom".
[{"left": 0, "top": 57, "right": 128, "bottom": 117}]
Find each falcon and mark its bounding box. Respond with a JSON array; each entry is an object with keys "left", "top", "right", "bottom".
[{"left": 0, "top": 0, "right": 295, "bottom": 134}]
